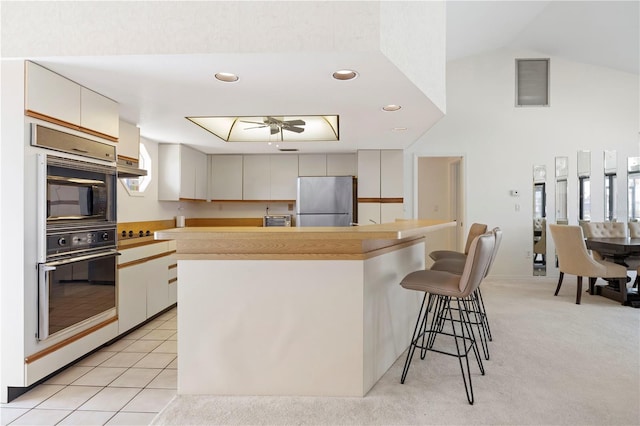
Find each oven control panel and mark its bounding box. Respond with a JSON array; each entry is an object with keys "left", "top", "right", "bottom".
[{"left": 47, "top": 228, "right": 116, "bottom": 257}]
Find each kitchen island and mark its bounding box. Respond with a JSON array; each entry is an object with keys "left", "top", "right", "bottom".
[{"left": 155, "top": 219, "right": 454, "bottom": 397}]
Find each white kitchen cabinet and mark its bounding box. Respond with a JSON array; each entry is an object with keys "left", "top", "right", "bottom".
[
  {"left": 25, "top": 61, "right": 119, "bottom": 139},
  {"left": 25, "top": 61, "right": 81, "bottom": 127},
  {"left": 270, "top": 155, "right": 298, "bottom": 200},
  {"left": 298, "top": 154, "right": 327, "bottom": 176},
  {"left": 118, "top": 266, "right": 147, "bottom": 334},
  {"left": 118, "top": 120, "right": 140, "bottom": 161},
  {"left": 381, "top": 203, "right": 404, "bottom": 223},
  {"left": 118, "top": 242, "right": 175, "bottom": 334},
  {"left": 243, "top": 155, "right": 271, "bottom": 200},
  {"left": 358, "top": 203, "right": 381, "bottom": 225},
  {"left": 158, "top": 144, "right": 208, "bottom": 201},
  {"left": 380, "top": 150, "right": 404, "bottom": 198},
  {"left": 209, "top": 155, "right": 243, "bottom": 200},
  {"left": 327, "top": 153, "right": 357, "bottom": 176},
  {"left": 357, "top": 150, "right": 381, "bottom": 198},
  {"left": 80, "top": 87, "right": 119, "bottom": 138},
  {"left": 146, "top": 256, "right": 170, "bottom": 318}
]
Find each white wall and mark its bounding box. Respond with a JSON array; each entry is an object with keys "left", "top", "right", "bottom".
[{"left": 405, "top": 48, "right": 639, "bottom": 279}]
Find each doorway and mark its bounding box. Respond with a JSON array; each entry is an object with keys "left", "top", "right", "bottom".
[{"left": 416, "top": 156, "right": 464, "bottom": 267}]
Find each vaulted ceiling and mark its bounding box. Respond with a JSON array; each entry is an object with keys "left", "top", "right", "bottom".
[{"left": 2, "top": 1, "right": 637, "bottom": 154}]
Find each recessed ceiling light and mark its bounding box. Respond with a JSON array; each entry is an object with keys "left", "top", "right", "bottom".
[
  {"left": 214, "top": 72, "right": 239, "bottom": 82},
  {"left": 332, "top": 69, "right": 358, "bottom": 81},
  {"left": 392, "top": 127, "right": 408, "bottom": 131},
  {"left": 383, "top": 105, "right": 402, "bottom": 111}
]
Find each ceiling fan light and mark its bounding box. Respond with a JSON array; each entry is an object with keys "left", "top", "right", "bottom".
[
  {"left": 383, "top": 104, "right": 402, "bottom": 111},
  {"left": 215, "top": 72, "right": 239, "bottom": 82},
  {"left": 332, "top": 69, "right": 358, "bottom": 81}
]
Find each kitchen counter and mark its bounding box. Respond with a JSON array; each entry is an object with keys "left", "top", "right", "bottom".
[
  {"left": 155, "top": 219, "right": 454, "bottom": 260},
  {"left": 156, "top": 219, "right": 454, "bottom": 397}
]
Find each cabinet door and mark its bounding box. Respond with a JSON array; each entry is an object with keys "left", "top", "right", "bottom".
[
  {"left": 168, "top": 255, "right": 178, "bottom": 305},
  {"left": 158, "top": 144, "right": 181, "bottom": 201},
  {"left": 327, "top": 153, "right": 357, "bottom": 176},
  {"left": 210, "top": 155, "right": 243, "bottom": 200},
  {"left": 194, "top": 150, "right": 208, "bottom": 201},
  {"left": 146, "top": 257, "right": 169, "bottom": 318},
  {"left": 118, "top": 120, "right": 140, "bottom": 161},
  {"left": 380, "top": 203, "right": 404, "bottom": 224},
  {"left": 80, "top": 87, "right": 119, "bottom": 138},
  {"left": 25, "top": 61, "right": 81, "bottom": 126},
  {"left": 179, "top": 146, "right": 197, "bottom": 200},
  {"left": 243, "top": 155, "right": 270, "bottom": 200},
  {"left": 380, "top": 150, "right": 403, "bottom": 198},
  {"left": 270, "top": 155, "right": 298, "bottom": 200},
  {"left": 298, "top": 154, "right": 327, "bottom": 176},
  {"left": 118, "top": 266, "right": 147, "bottom": 334},
  {"left": 357, "top": 203, "right": 381, "bottom": 225},
  {"left": 357, "top": 150, "right": 381, "bottom": 198}
]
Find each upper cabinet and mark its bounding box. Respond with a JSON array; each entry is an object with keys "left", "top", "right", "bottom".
[
  {"left": 25, "top": 61, "right": 119, "bottom": 140},
  {"left": 327, "top": 153, "right": 357, "bottom": 176},
  {"left": 357, "top": 150, "right": 381, "bottom": 198},
  {"left": 242, "top": 155, "right": 299, "bottom": 201},
  {"left": 80, "top": 88, "right": 119, "bottom": 139},
  {"left": 118, "top": 120, "right": 140, "bottom": 161},
  {"left": 25, "top": 61, "right": 81, "bottom": 126},
  {"left": 380, "top": 150, "right": 403, "bottom": 198},
  {"left": 158, "top": 144, "right": 208, "bottom": 201},
  {"left": 209, "top": 155, "right": 243, "bottom": 200}
]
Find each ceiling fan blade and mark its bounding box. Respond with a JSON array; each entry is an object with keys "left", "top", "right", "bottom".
[
  {"left": 284, "top": 119, "right": 306, "bottom": 126},
  {"left": 244, "top": 125, "right": 268, "bottom": 130},
  {"left": 284, "top": 126, "right": 305, "bottom": 133},
  {"left": 240, "top": 120, "right": 266, "bottom": 125}
]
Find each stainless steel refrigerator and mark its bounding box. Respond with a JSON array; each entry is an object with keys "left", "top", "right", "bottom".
[{"left": 295, "top": 176, "right": 356, "bottom": 226}]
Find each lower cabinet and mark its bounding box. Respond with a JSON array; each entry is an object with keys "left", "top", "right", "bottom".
[
  {"left": 118, "top": 241, "right": 177, "bottom": 334},
  {"left": 358, "top": 202, "right": 404, "bottom": 225}
]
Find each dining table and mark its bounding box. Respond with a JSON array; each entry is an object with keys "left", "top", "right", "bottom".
[{"left": 585, "top": 237, "right": 640, "bottom": 306}]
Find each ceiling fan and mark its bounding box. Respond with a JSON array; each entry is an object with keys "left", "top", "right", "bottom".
[{"left": 240, "top": 116, "right": 306, "bottom": 135}]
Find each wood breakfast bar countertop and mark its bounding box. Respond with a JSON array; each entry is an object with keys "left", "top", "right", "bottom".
[
  {"left": 155, "top": 220, "right": 455, "bottom": 397},
  {"left": 154, "top": 219, "right": 455, "bottom": 260}
]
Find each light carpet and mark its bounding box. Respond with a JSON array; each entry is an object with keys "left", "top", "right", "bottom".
[{"left": 152, "top": 277, "right": 640, "bottom": 425}]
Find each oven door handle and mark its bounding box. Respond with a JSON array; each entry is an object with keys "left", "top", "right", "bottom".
[
  {"left": 37, "top": 263, "right": 56, "bottom": 341},
  {"left": 46, "top": 250, "right": 120, "bottom": 267}
]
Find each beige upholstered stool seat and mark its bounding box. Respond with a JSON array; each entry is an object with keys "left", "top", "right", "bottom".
[
  {"left": 429, "top": 223, "right": 487, "bottom": 262},
  {"left": 400, "top": 269, "right": 466, "bottom": 296}
]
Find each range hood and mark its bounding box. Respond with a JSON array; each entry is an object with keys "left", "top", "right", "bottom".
[{"left": 117, "top": 158, "right": 147, "bottom": 178}]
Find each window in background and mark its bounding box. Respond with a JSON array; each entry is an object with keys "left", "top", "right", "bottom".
[
  {"left": 579, "top": 177, "right": 591, "bottom": 221},
  {"left": 628, "top": 157, "right": 640, "bottom": 221},
  {"left": 121, "top": 143, "right": 151, "bottom": 196},
  {"left": 605, "top": 173, "right": 617, "bottom": 221}
]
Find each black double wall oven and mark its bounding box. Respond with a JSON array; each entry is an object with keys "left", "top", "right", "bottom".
[{"left": 34, "top": 125, "right": 118, "bottom": 341}]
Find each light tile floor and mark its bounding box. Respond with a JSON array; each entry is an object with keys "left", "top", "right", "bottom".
[{"left": 1, "top": 307, "right": 177, "bottom": 426}]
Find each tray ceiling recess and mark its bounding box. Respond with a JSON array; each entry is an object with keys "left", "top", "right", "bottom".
[{"left": 186, "top": 115, "right": 339, "bottom": 143}]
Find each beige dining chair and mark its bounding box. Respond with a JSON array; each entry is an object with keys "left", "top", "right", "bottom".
[
  {"left": 627, "top": 222, "right": 640, "bottom": 288},
  {"left": 429, "top": 223, "right": 488, "bottom": 262},
  {"left": 548, "top": 224, "right": 627, "bottom": 304},
  {"left": 582, "top": 222, "right": 626, "bottom": 261}
]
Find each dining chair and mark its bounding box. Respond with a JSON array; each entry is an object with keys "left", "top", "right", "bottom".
[
  {"left": 582, "top": 222, "right": 626, "bottom": 261},
  {"left": 627, "top": 222, "right": 640, "bottom": 288},
  {"left": 429, "top": 223, "right": 487, "bottom": 262},
  {"left": 548, "top": 224, "right": 627, "bottom": 304},
  {"left": 399, "top": 231, "right": 495, "bottom": 405}
]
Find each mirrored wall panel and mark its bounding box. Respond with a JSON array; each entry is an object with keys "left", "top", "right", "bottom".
[
  {"left": 604, "top": 150, "right": 617, "bottom": 221},
  {"left": 628, "top": 156, "right": 640, "bottom": 222},
  {"left": 555, "top": 156, "right": 569, "bottom": 225},
  {"left": 533, "top": 165, "right": 547, "bottom": 276},
  {"left": 577, "top": 150, "right": 591, "bottom": 223}
]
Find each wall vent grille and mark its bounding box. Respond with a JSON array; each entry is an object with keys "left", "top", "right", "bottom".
[{"left": 516, "top": 58, "right": 550, "bottom": 107}]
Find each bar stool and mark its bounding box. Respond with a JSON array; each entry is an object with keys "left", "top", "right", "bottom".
[
  {"left": 430, "top": 227, "right": 502, "bottom": 359},
  {"left": 399, "top": 231, "right": 495, "bottom": 405}
]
